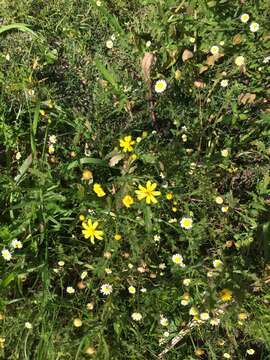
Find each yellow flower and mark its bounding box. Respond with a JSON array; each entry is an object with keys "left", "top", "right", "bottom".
[
  {"left": 85, "top": 347, "right": 96, "bottom": 355},
  {"left": 238, "top": 312, "right": 248, "bottom": 321},
  {"left": 219, "top": 288, "right": 233, "bottom": 302},
  {"left": 114, "top": 233, "right": 122, "bottom": 241},
  {"left": 221, "top": 206, "right": 229, "bottom": 213},
  {"left": 221, "top": 149, "right": 229, "bottom": 157},
  {"left": 82, "top": 169, "right": 93, "bottom": 180},
  {"left": 195, "top": 348, "right": 205, "bottom": 356},
  {"left": 119, "top": 135, "right": 135, "bottom": 152},
  {"left": 135, "top": 181, "right": 161, "bottom": 204},
  {"left": 93, "top": 183, "right": 106, "bottom": 197},
  {"left": 82, "top": 219, "right": 104, "bottom": 244},
  {"left": 122, "top": 195, "right": 134, "bottom": 208},
  {"left": 73, "top": 318, "right": 82, "bottom": 327},
  {"left": 142, "top": 131, "right": 148, "bottom": 138},
  {"left": 172, "top": 207, "right": 177, "bottom": 212},
  {"left": 246, "top": 349, "right": 255, "bottom": 355},
  {"left": 175, "top": 69, "right": 182, "bottom": 80},
  {"left": 131, "top": 154, "right": 138, "bottom": 160},
  {"left": 79, "top": 214, "right": 85, "bottom": 221},
  {"left": 166, "top": 193, "right": 173, "bottom": 200}
]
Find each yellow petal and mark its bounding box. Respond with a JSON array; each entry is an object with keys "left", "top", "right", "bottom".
[{"left": 93, "top": 221, "right": 99, "bottom": 229}]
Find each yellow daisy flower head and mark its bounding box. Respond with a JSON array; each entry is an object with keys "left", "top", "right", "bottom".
[
  {"left": 79, "top": 214, "right": 85, "bottom": 221},
  {"left": 180, "top": 217, "right": 193, "bottom": 230},
  {"left": 154, "top": 79, "right": 167, "bottom": 93},
  {"left": 82, "top": 169, "right": 93, "bottom": 180},
  {"left": 135, "top": 181, "right": 161, "bottom": 205},
  {"left": 240, "top": 13, "right": 250, "bottom": 23},
  {"left": 122, "top": 195, "right": 134, "bottom": 208},
  {"left": 238, "top": 312, "right": 248, "bottom": 321},
  {"left": 210, "top": 45, "right": 219, "bottom": 55},
  {"left": 114, "top": 233, "right": 122, "bottom": 241},
  {"left": 219, "top": 288, "right": 233, "bottom": 302},
  {"left": 82, "top": 219, "right": 104, "bottom": 244},
  {"left": 93, "top": 183, "right": 106, "bottom": 197},
  {"left": 250, "top": 22, "right": 259, "bottom": 32},
  {"left": 119, "top": 135, "right": 135, "bottom": 152},
  {"left": 166, "top": 192, "right": 173, "bottom": 200},
  {"left": 195, "top": 348, "right": 205, "bottom": 356}
]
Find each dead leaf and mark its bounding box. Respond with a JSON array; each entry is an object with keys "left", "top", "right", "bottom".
[
  {"left": 182, "top": 49, "right": 193, "bottom": 62},
  {"left": 238, "top": 93, "right": 256, "bottom": 105},
  {"left": 109, "top": 154, "right": 125, "bottom": 167},
  {"left": 194, "top": 80, "right": 206, "bottom": 88},
  {"left": 141, "top": 52, "right": 156, "bottom": 81},
  {"left": 199, "top": 65, "right": 208, "bottom": 74},
  {"left": 206, "top": 55, "right": 215, "bottom": 66},
  {"left": 233, "top": 34, "right": 242, "bottom": 45}
]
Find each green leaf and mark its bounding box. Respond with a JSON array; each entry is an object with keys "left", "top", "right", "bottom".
[
  {"left": 95, "top": 59, "right": 119, "bottom": 91},
  {"left": 0, "top": 23, "right": 38, "bottom": 37},
  {"left": 14, "top": 154, "right": 33, "bottom": 184},
  {"left": 0, "top": 273, "right": 15, "bottom": 288},
  {"left": 143, "top": 205, "right": 153, "bottom": 233}
]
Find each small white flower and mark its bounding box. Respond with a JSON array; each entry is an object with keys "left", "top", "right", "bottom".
[
  {"left": 210, "top": 318, "right": 220, "bottom": 326},
  {"left": 128, "top": 263, "right": 134, "bottom": 269},
  {"left": 235, "top": 56, "right": 245, "bottom": 67},
  {"left": 220, "top": 79, "right": 229, "bottom": 88},
  {"left": 58, "top": 261, "right": 65, "bottom": 267},
  {"left": 183, "top": 278, "right": 191, "bottom": 286},
  {"left": 140, "top": 287, "right": 147, "bottom": 293},
  {"left": 246, "top": 349, "right": 255, "bottom": 355},
  {"left": 105, "top": 268, "right": 112, "bottom": 274},
  {"left": 15, "top": 152, "right": 22, "bottom": 160},
  {"left": 1, "top": 249, "right": 12, "bottom": 261},
  {"left": 10, "top": 239, "right": 23, "bottom": 249},
  {"left": 172, "top": 253, "right": 185, "bottom": 267},
  {"left": 250, "top": 22, "right": 259, "bottom": 32},
  {"left": 163, "top": 331, "right": 170, "bottom": 337},
  {"left": 160, "top": 316, "right": 169, "bottom": 327},
  {"left": 111, "top": 34, "right": 116, "bottom": 41},
  {"left": 131, "top": 312, "right": 142, "bottom": 321},
  {"left": 221, "top": 149, "right": 229, "bottom": 157},
  {"left": 66, "top": 286, "right": 75, "bottom": 294},
  {"left": 182, "top": 134, "right": 188, "bottom": 142},
  {"left": 106, "top": 40, "right": 114, "bottom": 49},
  {"left": 210, "top": 46, "right": 219, "bottom": 55},
  {"left": 25, "top": 322, "right": 32, "bottom": 329},
  {"left": 96, "top": 0, "right": 101, "bottom": 5},
  {"left": 181, "top": 299, "right": 190, "bottom": 306},
  {"left": 263, "top": 56, "right": 270, "bottom": 64},
  {"left": 200, "top": 312, "right": 210, "bottom": 321},
  {"left": 240, "top": 13, "right": 250, "bottom": 23},
  {"left": 213, "top": 259, "right": 223, "bottom": 269},
  {"left": 48, "top": 145, "right": 55, "bottom": 154},
  {"left": 154, "top": 235, "right": 161, "bottom": 242},
  {"left": 221, "top": 206, "right": 229, "bottom": 213},
  {"left": 180, "top": 217, "right": 193, "bottom": 230},
  {"left": 146, "top": 41, "right": 151, "bottom": 48},
  {"left": 223, "top": 353, "right": 231, "bottom": 359},
  {"left": 189, "top": 37, "right": 195, "bottom": 43},
  {"left": 219, "top": 40, "right": 225, "bottom": 46},
  {"left": 49, "top": 135, "right": 57, "bottom": 144},
  {"left": 154, "top": 80, "right": 167, "bottom": 93},
  {"left": 128, "top": 286, "right": 136, "bottom": 294},
  {"left": 100, "top": 284, "right": 113, "bottom": 296},
  {"left": 159, "top": 263, "right": 166, "bottom": 270}
]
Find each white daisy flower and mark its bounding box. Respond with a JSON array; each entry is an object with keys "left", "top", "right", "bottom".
[
  {"left": 240, "top": 13, "right": 250, "bottom": 23},
  {"left": 172, "top": 253, "right": 185, "bottom": 267},
  {"left": 250, "top": 22, "right": 259, "bottom": 32},
  {"left": 100, "top": 284, "right": 113, "bottom": 296},
  {"left": 210, "top": 46, "right": 219, "bottom": 55},
  {"left": 131, "top": 312, "right": 142, "bottom": 321},
  {"left": 1, "top": 248, "right": 12, "bottom": 261},
  {"left": 10, "top": 239, "right": 23, "bottom": 249},
  {"left": 154, "top": 80, "right": 167, "bottom": 93},
  {"left": 180, "top": 217, "right": 193, "bottom": 230},
  {"left": 128, "top": 286, "right": 136, "bottom": 294}
]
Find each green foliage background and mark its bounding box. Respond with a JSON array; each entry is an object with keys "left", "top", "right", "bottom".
[{"left": 0, "top": 0, "right": 270, "bottom": 359}]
